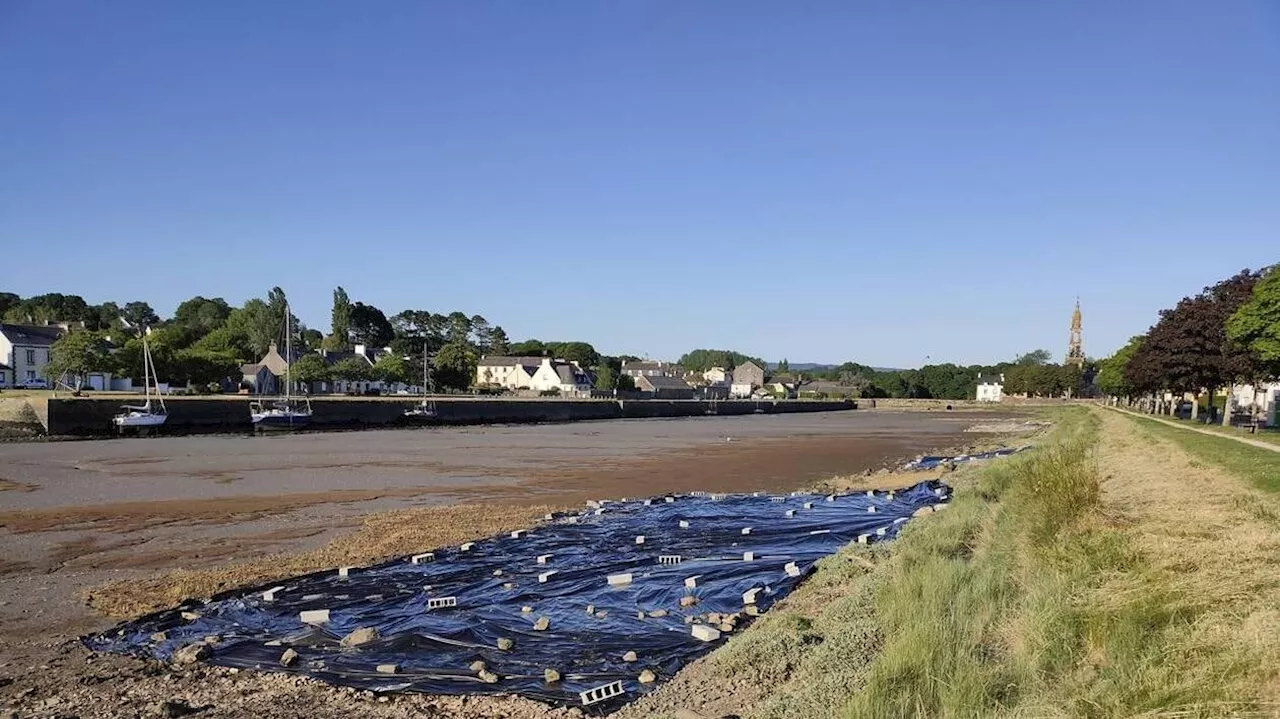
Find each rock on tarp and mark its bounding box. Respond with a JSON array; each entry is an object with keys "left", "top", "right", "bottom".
[{"left": 85, "top": 480, "right": 951, "bottom": 710}]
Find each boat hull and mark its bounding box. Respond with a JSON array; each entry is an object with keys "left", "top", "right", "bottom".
[
  {"left": 113, "top": 413, "right": 168, "bottom": 428},
  {"left": 251, "top": 412, "right": 312, "bottom": 431}
]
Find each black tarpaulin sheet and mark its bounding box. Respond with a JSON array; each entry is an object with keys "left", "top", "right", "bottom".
[
  {"left": 85, "top": 480, "right": 951, "bottom": 710},
  {"left": 904, "top": 445, "right": 1031, "bottom": 471}
]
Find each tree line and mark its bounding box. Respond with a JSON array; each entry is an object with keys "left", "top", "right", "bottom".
[{"left": 1096, "top": 266, "right": 1280, "bottom": 416}]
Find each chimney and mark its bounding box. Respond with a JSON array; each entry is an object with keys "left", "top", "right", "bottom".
[{"left": 269, "top": 341, "right": 278, "bottom": 354}]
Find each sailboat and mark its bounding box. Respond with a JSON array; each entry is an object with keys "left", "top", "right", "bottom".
[
  {"left": 113, "top": 332, "right": 167, "bottom": 429},
  {"left": 403, "top": 344, "right": 438, "bottom": 419},
  {"left": 250, "top": 303, "right": 312, "bottom": 431}
]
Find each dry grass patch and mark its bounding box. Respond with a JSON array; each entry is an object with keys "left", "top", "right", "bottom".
[{"left": 83, "top": 502, "right": 564, "bottom": 619}]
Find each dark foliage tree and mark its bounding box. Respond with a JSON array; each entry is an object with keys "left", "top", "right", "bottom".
[
  {"left": 677, "top": 349, "right": 765, "bottom": 373},
  {"left": 1097, "top": 336, "right": 1144, "bottom": 398},
  {"left": 170, "top": 296, "right": 232, "bottom": 347},
  {"left": 508, "top": 339, "right": 547, "bottom": 356},
  {"left": 324, "top": 286, "right": 352, "bottom": 352},
  {"left": 433, "top": 340, "right": 478, "bottom": 390}
]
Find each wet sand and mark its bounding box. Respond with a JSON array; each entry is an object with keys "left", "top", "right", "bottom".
[{"left": 0, "top": 411, "right": 1011, "bottom": 659}]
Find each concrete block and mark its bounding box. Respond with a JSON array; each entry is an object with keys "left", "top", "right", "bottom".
[
  {"left": 565, "top": 516, "right": 579, "bottom": 524},
  {"left": 785, "top": 562, "right": 802, "bottom": 577},
  {"left": 544, "top": 513, "right": 554, "bottom": 520},
  {"left": 691, "top": 624, "right": 721, "bottom": 642},
  {"left": 803, "top": 502, "right": 814, "bottom": 509},
  {"left": 607, "top": 572, "right": 633, "bottom": 587},
  {"left": 635, "top": 535, "right": 646, "bottom": 545},
  {"left": 262, "top": 586, "right": 284, "bottom": 602},
  {"left": 536, "top": 554, "right": 553, "bottom": 565},
  {"left": 684, "top": 575, "right": 702, "bottom": 588},
  {"left": 595, "top": 508, "right": 605, "bottom": 515},
  {"left": 785, "top": 509, "right": 796, "bottom": 517},
  {"left": 743, "top": 551, "right": 756, "bottom": 561},
  {"left": 679, "top": 520, "right": 690, "bottom": 528},
  {"left": 411, "top": 552, "right": 435, "bottom": 564},
  {"left": 866, "top": 490, "right": 875, "bottom": 497},
  {"left": 876, "top": 527, "right": 887, "bottom": 536},
  {"left": 867, "top": 506, "right": 878, "bottom": 513},
  {"left": 579, "top": 680, "right": 625, "bottom": 706},
  {"left": 643, "top": 499, "right": 652, "bottom": 506},
  {"left": 658, "top": 555, "right": 682, "bottom": 564},
  {"left": 510, "top": 529, "right": 527, "bottom": 539},
  {"left": 376, "top": 664, "right": 399, "bottom": 674},
  {"left": 742, "top": 587, "right": 762, "bottom": 605},
  {"left": 460, "top": 542, "right": 474, "bottom": 552},
  {"left": 770, "top": 496, "right": 786, "bottom": 502},
  {"left": 538, "top": 571, "right": 558, "bottom": 583},
  {"left": 299, "top": 609, "right": 330, "bottom": 625},
  {"left": 826, "top": 495, "right": 836, "bottom": 502},
  {"left": 857, "top": 534, "right": 870, "bottom": 544},
  {"left": 810, "top": 529, "right": 831, "bottom": 535},
  {"left": 427, "top": 596, "right": 457, "bottom": 610},
  {"left": 741, "top": 527, "right": 753, "bottom": 535},
  {"left": 338, "top": 566, "right": 355, "bottom": 578},
  {"left": 665, "top": 496, "right": 675, "bottom": 503}
]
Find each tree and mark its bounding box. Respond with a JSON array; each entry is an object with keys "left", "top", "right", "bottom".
[
  {"left": 548, "top": 341, "right": 600, "bottom": 367},
  {"left": 433, "top": 340, "right": 478, "bottom": 390},
  {"left": 677, "top": 349, "right": 766, "bottom": 373},
  {"left": 191, "top": 326, "right": 254, "bottom": 363},
  {"left": 324, "top": 286, "right": 352, "bottom": 351},
  {"left": 170, "top": 296, "right": 232, "bottom": 347},
  {"left": 1227, "top": 265, "right": 1280, "bottom": 379},
  {"left": 330, "top": 356, "right": 372, "bottom": 383},
  {"left": 371, "top": 354, "right": 410, "bottom": 385},
  {"left": 508, "top": 339, "right": 547, "bottom": 356},
  {"left": 227, "top": 299, "right": 276, "bottom": 358},
  {"left": 45, "top": 330, "right": 110, "bottom": 384},
  {"left": 298, "top": 328, "right": 323, "bottom": 351},
  {"left": 595, "top": 364, "right": 618, "bottom": 390},
  {"left": 290, "top": 353, "right": 331, "bottom": 390},
  {"left": 348, "top": 302, "right": 393, "bottom": 348},
  {"left": 777, "top": 358, "right": 790, "bottom": 373},
  {"left": 488, "top": 326, "right": 510, "bottom": 355},
  {"left": 1097, "top": 336, "right": 1144, "bottom": 398},
  {"left": 0, "top": 292, "right": 18, "bottom": 319},
  {"left": 390, "top": 310, "right": 448, "bottom": 356},
  {"left": 616, "top": 374, "right": 636, "bottom": 391},
  {"left": 121, "top": 301, "right": 160, "bottom": 331},
  {"left": 1015, "top": 349, "right": 1052, "bottom": 366},
  {"left": 469, "top": 315, "right": 493, "bottom": 350},
  {"left": 174, "top": 349, "right": 239, "bottom": 389}
]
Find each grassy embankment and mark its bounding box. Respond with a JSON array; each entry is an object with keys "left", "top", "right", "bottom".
[
  {"left": 694, "top": 406, "right": 1280, "bottom": 718},
  {"left": 1126, "top": 413, "right": 1280, "bottom": 487}
]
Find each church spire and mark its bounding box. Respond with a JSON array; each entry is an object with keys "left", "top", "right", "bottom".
[{"left": 1066, "top": 298, "right": 1084, "bottom": 367}]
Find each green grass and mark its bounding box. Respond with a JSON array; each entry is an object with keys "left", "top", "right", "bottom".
[{"left": 1128, "top": 414, "right": 1280, "bottom": 493}]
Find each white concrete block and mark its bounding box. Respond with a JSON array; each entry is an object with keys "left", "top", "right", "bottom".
[
  {"left": 635, "top": 535, "right": 645, "bottom": 545},
  {"left": 658, "top": 555, "right": 682, "bottom": 565},
  {"left": 262, "top": 586, "right": 284, "bottom": 602},
  {"left": 411, "top": 552, "right": 435, "bottom": 564},
  {"left": 607, "top": 573, "right": 633, "bottom": 587},
  {"left": 770, "top": 496, "right": 786, "bottom": 502},
  {"left": 545, "top": 513, "right": 554, "bottom": 520},
  {"left": 876, "top": 527, "right": 887, "bottom": 536},
  {"left": 643, "top": 499, "right": 652, "bottom": 506},
  {"left": 741, "top": 527, "right": 753, "bottom": 535},
  {"left": 867, "top": 506, "right": 878, "bottom": 513},
  {"left": 803, "top": 502, "right": 814, "bottom": 509},
  {"left": 866, "top": 490, "right": 875, "bottom": 497},
  {"left": 691, "top": 624, "right": 721, "bottom": 642},
  {"left": 665, "top": 496, "right": 675, "bottom": 503},
  {"left": 565, "top": 516, "right": 579, "bottom": 524},
  {"left": 510, "top": 529, "right": 527, "bottom": 539},
  {"left": 579, "top": 680, "right": 625, "bottom": 706},
  {"left": 538, "top": 571, "right": 558, "bottom": 583},
  {"left": 684, "top": 575, "right": 702, "bottom": 588},
  {"left": 460, "top": 542, "right": 474, "bottom": 552},
  {"left": 299, "top": 609, "right": 330, "bottom": 625},
  {"left": 536, "top": 554, "right": 553, "bottom": 565},
  {"left": 743, "top": 551, "right": 756, "bottom": 561},
  {"left": 595, "top": 508, "right": 605, "bottom": 515},
  {"left": 826, "top": 495, "right": 836, "bottom": 502},
  {"left": 679, "top": 520, "right": 690, "bottom": 528},
  {"left": 785, "top": 509, "right": 796, "bottom": 517},
  {"left": 857, "top": 534, "right": 870, "bottom": 544},
  {"left": 427, "top": 596, "right": 457, "bottom": 610},
  {"left": 742, "top": 587, "right": 762, "bottom": 605},
  {"left": 785, "top": 562, "right": 802, "bottom": 577}
]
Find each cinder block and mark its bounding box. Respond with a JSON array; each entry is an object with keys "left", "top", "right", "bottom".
[
  {"left": 635, "top": 535, "right": 645, "bottom": 545},
  {"left": 538, "top": 571, "right": 558, "bottom": 583},
  {"left": 338, "top": 566, "right": 355, "bottom": 578},
  {"left": 460, "top": 542, "right": 474, "bottom": 552},
  {"left": 691, "top": 624, "right": 721, "bottom": 642},
  {"left": 857, "top": 534, "right": 870, "bottom": 544},
  {"left": 785, "top": 509, "right": 796, "bottom": 517},
  {"left": 803, "top": 502, "right": 814, "bottom": 509},
  {"left": 607, "top": 572, "right": 633, "bottom": 587},
  {"left": 262, "top": 586, "right": 284, "bottom": 602},
  {"left": 684, "top": 575, "right": 702, "bottom": 588},
  {"left": 867, "top": 506, "right": 878, "bottom": 513},
  {"left": 785, "top": 562, "right": 802, "bottom": 577},
  {"left": 299, "top": 609, "right": 330, "bottom": 625},
  {"left": 743, "top": 551, "right": 756, "bottom": 561},
  {"left": 658, "top": 555, "right": 682, "bottom": 565},
  {"left": 536, "top": 554, "right": 553, "bottom": 565},
  {"left": 510, "top": 529, "right": 527, "bottom": 539},
  {"left": 427, "top": 596, "right": 457, "bottom": 610},
  {"left": 665, "top": 496, "right": 675, "bottom": 503},
  {"left": 742, "top": 587, "right": 762, "bottom": 605},
  {"left": 579, "top": 680, "right": 625, "bottom": 706},
  {"left": 741, "top": 527, "right": 753, "bottom": 535},
  {"left": 679, "top": 520, "right": 690, "bottom": 528},
  {"left": 411, "top": 552, "right": 435, "bottom": 564}
]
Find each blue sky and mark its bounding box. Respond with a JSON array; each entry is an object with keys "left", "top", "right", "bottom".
[{"left": 2, "top": 2, "right": 1276, "bottom": 367}]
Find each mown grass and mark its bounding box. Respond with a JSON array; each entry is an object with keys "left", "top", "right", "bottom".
[{"left": 1127, "top": 414, "right": 1280, "bottom": 493}]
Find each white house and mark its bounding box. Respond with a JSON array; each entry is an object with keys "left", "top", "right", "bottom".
[
  {"left": 621, "top": 360, "right": 678, "bottom": 382},
  {"left": 477, "top": 356, "right": 593, "bottom": 394},
  {"left": 976, "top": 373, "right": 1004, "bottom": 402},
  {"left": 702, "top": 366, "right": 731, "bottom": 384},
  {"left": 0, "top": 323, "right": 64, "bottom": 386}
]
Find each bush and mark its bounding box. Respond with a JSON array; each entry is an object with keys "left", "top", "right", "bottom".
[{"left": 539, "top": 388, "right": 561, "bottom": 397}]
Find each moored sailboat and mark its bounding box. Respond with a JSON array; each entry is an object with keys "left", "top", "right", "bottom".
[
  {"left": 250, "top": 303, "right": 312, "bottom": 431},
  {"left": 113, "top": 332, "right": 168, "bottom": 430}
]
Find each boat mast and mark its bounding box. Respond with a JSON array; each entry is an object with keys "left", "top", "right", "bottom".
[
  {"left": 142, "top": 334, "right": 151, "bottom": 409},
  {"left": 283, "top": 304, "right": 292, "bottom": 402}
]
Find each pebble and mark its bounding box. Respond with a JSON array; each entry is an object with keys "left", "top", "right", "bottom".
[
  {"left": 280, "top": 649, "right": 299, "bottom": 667},
  {"left": 340, "top": 627, "right": 379, "bottom": 647},
  {"left": 171, "top": 643, "right": 209, "bottom": 665},
  {"left": 622, "top": 651, "right": 637, "bottom": 662},
  {"left": 479, "top": 669, "right": 499, "bottom": 683},
  {"left": 497, "top": 638, "right": 514, "bottom": 651},
  {"left": 638, "top": 669, "right": 657, "bottom": 684},
  {"left": 680, "top": 595, "right": 699, "bottom": 607},
  {"left": 533, "top": 617, "right": 550, "bottom": 631},
  {"left": 543, "top": 668, "right": 561, "bottom": 683},
  {"left": 470, "top": 660, "right": 487, "bottom": 672},
  {"left": 521, "top": 606, "right": 533, "bottom": 613}
]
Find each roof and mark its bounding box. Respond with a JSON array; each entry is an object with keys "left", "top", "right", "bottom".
[
  {"left": 977, "top": 374, "right": 1003, "bottom": 385},
  {"left": 555, "top": 363, "right": 592, "bottom": 386},
  {"left": 319, "top": 350, "right": 374, "bottom": 367},
  {"left": 0, "top": 324, "right": 63, "bottom": 347},
  {"left": 621, "top": 360, "right": 665, "bottom": 371},
  {"left": 734, "top": 360, "right": 764, "bottom": 373},
  {"left": 768, "top": 374, "right": 797, "bottom": 385},
  {"left": 241, "top": 363, "right": 265, "bottom": 375},
  {"left": 640, "top": 375, "right": 692, "bottom": 390},
  {"left": 479, "top": 355, "right": 548, "bottom": 367}
]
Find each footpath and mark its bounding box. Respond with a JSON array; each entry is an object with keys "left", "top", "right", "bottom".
[{"left": 1103, "top": 405, "right": 1280, "bottom": 453}]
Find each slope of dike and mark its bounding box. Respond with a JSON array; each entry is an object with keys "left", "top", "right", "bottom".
[{"left": 39, "top": 397, "right": 855, "bottom": 436}]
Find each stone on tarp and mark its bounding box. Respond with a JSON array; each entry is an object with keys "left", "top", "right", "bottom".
[{"left": 340, "top": 627, "right": 379, "bottom": 648}]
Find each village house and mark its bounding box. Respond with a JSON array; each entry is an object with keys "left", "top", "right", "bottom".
[
  {"left": 765, "top": 373, "right": 798, "bottom": 397},
  {"left": 976, "top": 373, "right": 1005, "bottom": 402},
  {"left": 476, "top": 356, "right": 594, "bottom": 394},
  {"left": 621, "top": 360, "right": 679, "bottom": 383},
  {"left": 730, "top": 360, "right": 765, "bottom": 398},
  {"left": 702, "top": 366, "right": 731, "bottom": 384},
  {"left": 0, "top": 323, "right": 63, "bottom": 388},
  {"left": 1229, "top": 382, "right": 1280, "bottom": 426},
  {"left": 634, "top": 374, "right": 696, "bottom": 400}
]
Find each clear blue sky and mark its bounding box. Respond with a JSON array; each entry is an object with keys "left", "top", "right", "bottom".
[{"left": 2, "top": 2, "right": 1276, "bottom": 368}]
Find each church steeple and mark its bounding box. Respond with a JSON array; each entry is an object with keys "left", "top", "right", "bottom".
[{"left": 1066, "top": 299, "right": 1084, "bottom": 367}]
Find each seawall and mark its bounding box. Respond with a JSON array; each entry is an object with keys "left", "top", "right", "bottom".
[{"left": 39, "top": 397, "right": 855, "bottom": 436}]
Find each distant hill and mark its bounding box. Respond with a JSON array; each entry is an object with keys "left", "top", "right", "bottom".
[{"left": 766, "top": 362, "right": 905, "bottom": 373}]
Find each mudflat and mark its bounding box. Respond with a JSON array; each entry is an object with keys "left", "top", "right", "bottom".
[{"left": 0, "top": 409, "right": 1019, "bottom": 718}]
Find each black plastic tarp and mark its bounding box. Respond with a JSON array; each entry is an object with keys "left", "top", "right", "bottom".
[
  {"left": 904, "top": 446, "right": 1030, "bottom": 471},
  {"left": 86, "top": 480, "right": 950, "bottom": 710}
]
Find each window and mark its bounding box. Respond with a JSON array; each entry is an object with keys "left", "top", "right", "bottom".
[
  {"left": 26, "top": 349, "right": 35, "bottom": 364},
  {"left": 26, "top": 370, "right": 36, "bottom": 380}
]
